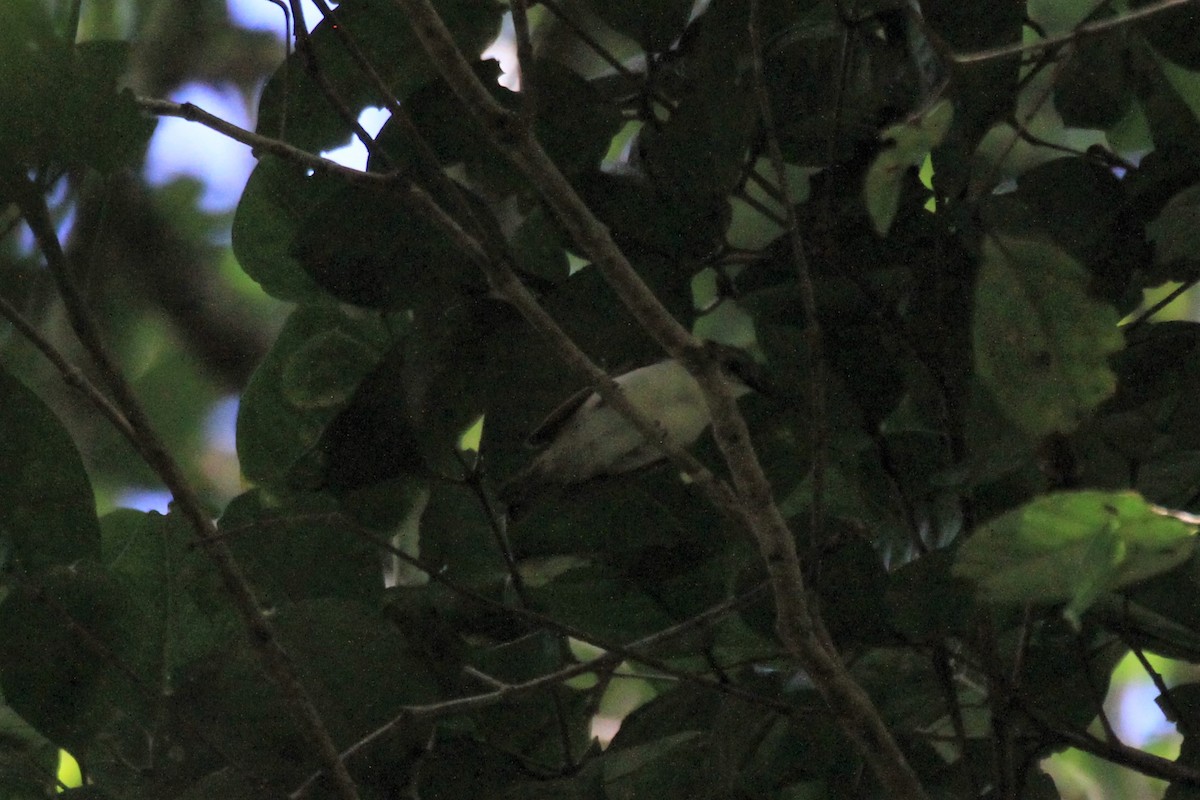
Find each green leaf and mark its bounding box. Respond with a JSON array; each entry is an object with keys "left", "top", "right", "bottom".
[
  {"left": 401, "top": 299, "right": 531, "bottom": 474},
  {"left": 101, "top": 509, "right": 233, "bottom": 673},
  {"left": 0, "top": 369, "right": 101, "bottom": 571},
  {"left": 216, "top": 490, "right": 384, "bottom": 606},
  {"left": 953, "top": 490, "right": 1200, "bottom": 623},
  {"left": 973, "top": 234, "right": 1123, "bottom": 438},
  {"left": 0, "top": 0, "right": 69, "bottom": 167},
  {"left": 590, "top": 0, "right": 694, "bottom": 52},
  {"left": 1128, "top": 37, "right": 1200, "bottom": 160},
  {"left": 510, "top": 205, "right": 570, "bottom": 282},
  {"left": 528, "top": 60, "right": 624, "bottom": 178},
  {"left": 1130, "top": 0, "right": 1200, "bottom": 71},
  {"left": 864, "top": 99, "right": 953, "bottom": 235},
  {"left": 602, "top": 731, "right": 712, "bottom": 799},
  {"left": 1148, "top": 182, "right": 1200, "bottom": 268},
  {"left": 0, "top": 564, "right": 143, "bottom": 751},
  {"left": 418, "top": 482, "right": 510, "bottom": 589},
  {"left": 236, "top": 305, "right": 396, "bottom": 487},
  {"left": 59, "top": 42, "right": 157, "bottom": 173},
  {"left": 179, "top": 599, "right": 443, "bottom": 787},
  {"left": 1052, "top": 8, "right": 1133, "bottom": 130},
  {"left": 232, "top": 156, "right": 335, "bottom": 303},
  {"left": 526, "top": 564, "right": 677, "bottom": 641},
  {"left": 290, "top": 181, "right": 486, "bottom": 309},
  {"left": 637, "top": 14, "right": 758, "bottom": 202},
  {"left": 468, "top": 631, "right": 594, "bottom": 765},
  {"left": 256, "top": 0, "right": 503, "bottom": 152}
]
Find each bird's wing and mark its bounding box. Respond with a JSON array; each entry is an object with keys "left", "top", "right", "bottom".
[{"left": 525, "top": 385, "right": 599, "bottom": 447}]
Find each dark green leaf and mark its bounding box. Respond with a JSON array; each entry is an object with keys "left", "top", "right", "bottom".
[
  {"left": 590, "top": 0, "right": 693, "bottom": 52},
  {"left": 527, "top": 564, "right": 677, "bottom": 641},
  {"left": 177, "top": 599, "right": 441, "bottom": 787},
  {"left": 101, "top": 509, "right": 233, "bottom": 672},
  {"left": 468, "top": 630, "right": 594, "bottom": 765},
  {"left": 232, "top": 156, "right": 336, "bottom": 303},
  {"left": 0, "top": 564, "right": 144, "bottom": 751},
  {"left": 638, "top": 18, "right": 759, "bottom": 201},
  {"left": 1128, "top": 37, "right": 1200, "bottom": 160},
  {"left": 236, "top": 305, "right": 396, "bottom": 487},
  {"left": 1130, "top": 0, "right": 1200, "bottom": 71},
  {"left": 291, "top": 181, "right": 486, "bottom": 309},
  {"left": 511, "top": 205, "right": 570, "bottom": 282},
  {"left": 401, "top": 298, "right": 532, "bottom": 474},
  {"left": 216, "top": 490, "right": 384, "bottom": 606},
  {"left": 1148, "top": 182, "right": 1200, "bottom": 268},
  {"left": 0, "top": 0, "right": 69, "bottom": 167},
  {"left": 887, "top": 548, "right": 977, "bottom": 640},
  {"left": 0, "top": 369, "right": 101, "bottom": 571},
  {"left": 1053, "top": 10, "right": 1133, "bottom": 130},
  {"left": 256, "top": 0, "right": 503, "bottom": 152},
  {"left": 59, "top": 42, "right": 157, "bottom": 173},
  {"left": 418, "top": 482, "right": 510, "bottom": 590}
]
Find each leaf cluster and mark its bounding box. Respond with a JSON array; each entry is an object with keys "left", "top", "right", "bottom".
[{"left": 5, "top": 0, "right": 1200, "bottom": 799}]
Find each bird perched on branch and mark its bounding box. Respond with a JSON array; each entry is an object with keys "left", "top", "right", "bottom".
[{"left": 499, "top": 342, "right": 762, "bottom": 515}]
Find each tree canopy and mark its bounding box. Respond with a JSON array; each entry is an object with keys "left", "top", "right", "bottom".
[{"left": 4, "top": 0, "right": 1200, "bottom": 798}]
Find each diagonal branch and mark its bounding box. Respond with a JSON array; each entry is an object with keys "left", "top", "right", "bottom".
[
  {"left": 0, "top": 293, "right": 135, "bottom": 442},
  {"left": 952, "top": 0, "right": 1199, "bottom": 66},
  {"left": 0, "top": 170, "right": 364, "bottom": 800},
  {"left": 136, "top": 96, "right": 394, "bottom": 184}
]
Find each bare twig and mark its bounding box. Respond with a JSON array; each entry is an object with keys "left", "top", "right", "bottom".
[
  {"left": 136, "top": 97, "right": 394, "bottom": 184},
  {"left": 229, "top": 508, "right": 786, "bottom": 715},
  {"left": 1, "top": 171, "right": 363, "bottom": 800},
  {"left": 1124, "top": 277, "right": 1200, "bottom": 333},
  {"left": 952, "top": 0, "right": 1199, "bottom": 67},
  {"left": 1028, "top": 709, "right": 1200, "bottom": 785},
  {"left": 291, "top": 579, "right": 778, "bottom": 797}
]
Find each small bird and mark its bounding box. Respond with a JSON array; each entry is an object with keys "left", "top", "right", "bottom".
[{"left": 499, "top": 342, "right": 760, "bottom": 514}]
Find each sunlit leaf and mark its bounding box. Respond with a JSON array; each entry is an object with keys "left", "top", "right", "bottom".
[
  {"left": 953, "top": 490, "right": 1199, "bottom": 624},
  {"left": 973, "top": 234, "right": 1123, "bottom": 438}
]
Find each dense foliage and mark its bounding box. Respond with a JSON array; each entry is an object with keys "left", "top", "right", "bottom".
[{"left": 4, "top": 0, "right": 1200, "bottom": 798}]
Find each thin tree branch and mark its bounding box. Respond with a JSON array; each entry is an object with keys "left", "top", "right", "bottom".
[
  {"left": 137, "top": 94, "right": 505, "bottom": 289},
  {"left": 135, "top": 96, "right": 394, "bottom": 184},
  {"left": 1029, "top": 710, "right": 1200, "bottom": 785},
  {"left": 390, "top": 2, "right": 929, "bottom": 798},
  {"left": 0, "top": 293, "right": 135, "bottom": 442},
  {"left": 952, "top": 0, "right": 1199, "bottom": 67},
  {"left": 291, "top": 579, "right": 778, "bottom": 797},
  {"left": 1, "top": 171, "right": 363, "bottom": 800},
  {"left": 1124, "top": 276, "right": 1200, "bottom": 333},
  {"left": 287, "top": 0, "right": 386, "bottom": 163},
  {"left": 747, "top": 0, "right": 828, "bottom": 549}
]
